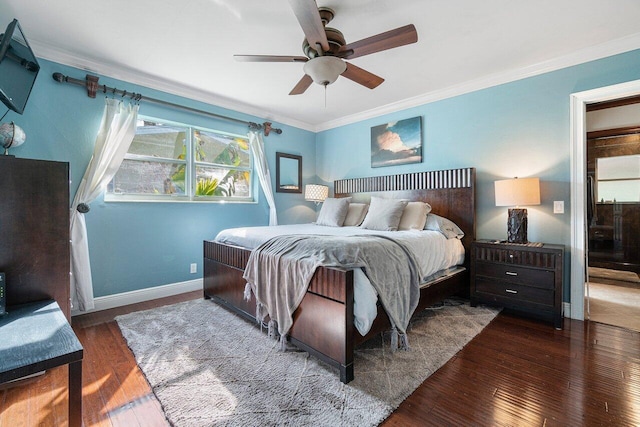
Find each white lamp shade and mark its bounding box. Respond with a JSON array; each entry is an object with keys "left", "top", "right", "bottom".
[
  {"left": 304, "top": 184, "right": 329, "bottom": 202},
  {"left": 303, "top": 57, "right": 347, "bottom": 86},
  {"left": 495, "top": 177, "right": 540, "bottom": 207}
]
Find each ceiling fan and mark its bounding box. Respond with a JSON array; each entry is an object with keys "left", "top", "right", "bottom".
[{"left": 234, "top": 0, "right": 418, "bottom": 95}]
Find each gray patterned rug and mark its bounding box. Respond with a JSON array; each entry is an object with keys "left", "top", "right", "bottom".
[{"left": 116, "top": 298, "right": 500, "bottom": 426}]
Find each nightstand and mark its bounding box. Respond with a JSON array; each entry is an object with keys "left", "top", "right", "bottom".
[{"left": 470, "top": 240, "right": 564, "bottom": 329}]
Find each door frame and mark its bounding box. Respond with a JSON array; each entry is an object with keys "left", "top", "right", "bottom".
[{"left": 569, "top": 78, "right": 640, "bottom": 320}]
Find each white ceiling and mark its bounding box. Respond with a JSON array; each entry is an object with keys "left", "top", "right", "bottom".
[{"left": 2, "top": 0, "right": 640, "bottom": 132}]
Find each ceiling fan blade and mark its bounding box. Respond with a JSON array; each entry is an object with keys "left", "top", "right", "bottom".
[
  {"left": 287, "top": 0, "right": 330, "bottom": 52},
  {"left": 338, "top": 24, "right": 418, "bottom": 59},
  {"left": 289, "top": 74, "right": 314, "bottom": 95},
  {"left": 234, "top": 55, "right": 308, "bottom": 63},
  {"left": 341, "top": 63, "right": 384, "bottom": 89}
]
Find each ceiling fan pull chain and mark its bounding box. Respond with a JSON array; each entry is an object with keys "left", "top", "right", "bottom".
[{"left": 324, "top": 84, "right": 327, "bottom": 108}]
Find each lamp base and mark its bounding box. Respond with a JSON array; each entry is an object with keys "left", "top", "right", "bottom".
[{"left": 507, "top": 208, "right": 528, "bottom": 244}]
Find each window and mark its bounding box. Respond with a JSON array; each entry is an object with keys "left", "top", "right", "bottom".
[
  {"left": 106, "top": 118, "right": 253, "bottom": 202},
  {"left": 596, "top": 154, "right": 640, "bottom": 203}
]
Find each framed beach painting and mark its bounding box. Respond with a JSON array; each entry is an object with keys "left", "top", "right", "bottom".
[{"left": 370, "top": 116, "right": 422, "bottom": 168}]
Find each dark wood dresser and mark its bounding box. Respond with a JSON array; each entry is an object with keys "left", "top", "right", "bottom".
[
  {"left": 0, "top": 156, "right": 71, "bottom": 320},
  {"left": 470, "top": 240, "right": 564, "bottom": 329}
]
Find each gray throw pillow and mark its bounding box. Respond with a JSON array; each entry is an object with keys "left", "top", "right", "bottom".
[
  {"left": 316, "top": 197, "right": 351, "bottom": 227},
  {"left": 360, "top": 197, "right": 408, "bottom": 231},
  {"left": 424, "top": 213, "right": 465, "bottom": 239}
]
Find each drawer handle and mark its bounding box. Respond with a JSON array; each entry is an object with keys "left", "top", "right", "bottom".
[
  {"left": 505, "top": 271, "right": 518, "bottom": 276},
  {"left": 505, "top": 289, "right": 518, "bottom": 294}
]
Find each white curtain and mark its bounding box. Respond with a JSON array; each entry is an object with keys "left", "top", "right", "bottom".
[
  {"left": 70, "top": 98, "right": 139, "bottom": 311},
  {"left": 248, "top": 130, "right": 278, "bottom": 225}
]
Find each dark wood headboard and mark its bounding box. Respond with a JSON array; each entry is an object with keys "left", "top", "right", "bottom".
[{"left": 334, "top": 167, "right": 476, "bottom": 261}]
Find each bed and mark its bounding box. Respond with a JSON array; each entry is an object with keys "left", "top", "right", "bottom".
[{"left": 203, "top": 167, "right": 476, "bottom": 383}]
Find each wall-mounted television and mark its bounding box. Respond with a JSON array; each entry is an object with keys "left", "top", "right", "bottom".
[{"left": 0, "top": 19, "right": 40, "bottom": 115}]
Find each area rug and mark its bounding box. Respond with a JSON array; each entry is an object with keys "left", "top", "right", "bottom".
[{"left": 116, "top": 298, "right": 500, "bottom": 426}]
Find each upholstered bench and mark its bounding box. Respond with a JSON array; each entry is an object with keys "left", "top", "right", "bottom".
[{"left": 0, "top": 300, "right": 83, "bottom": 426}]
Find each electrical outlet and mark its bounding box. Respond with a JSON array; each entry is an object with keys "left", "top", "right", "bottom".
[
  {"left": 553, "top": 201, "right": 564, "bottom": 214},
  {"left": 190, "top": 263, "right": 197, "bottom": 274}
]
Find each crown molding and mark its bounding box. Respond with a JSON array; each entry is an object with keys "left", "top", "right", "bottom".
[
  {"left": 31, "top": 32, "right": 640, "bottom": 134},
  {"left": 30, "top": 42, "right": 316, "bottom": 133},
  {"left": 315, "top": 33, "right": 640, "bottom": 132}
]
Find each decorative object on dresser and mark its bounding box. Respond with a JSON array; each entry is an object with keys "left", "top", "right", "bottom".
[
  {"left": 0, "top": 122, "right": 26, "bottom": 155},
  {"left": 304, "top": 183, "right": 329, "bottom": 205},
  {"left": 0, "top": 156, "right": 71, "bottom": 320},
  {"left": 204, "top": 167, "right": 476, "bottom": 383},
  {"left": 494, "top": 177, "right": 540, "bottom": 243},
  {"left": 471, "top": 240, "right": 564, "bottom": 329}
]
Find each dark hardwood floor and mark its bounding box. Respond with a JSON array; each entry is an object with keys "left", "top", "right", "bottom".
[{"left": 1, "top": 292, "right": 639, "bottom": 426}]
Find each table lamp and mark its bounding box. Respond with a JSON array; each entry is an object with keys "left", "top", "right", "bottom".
[
  {"left": 495, "top": 177, "right": 540, "bottom": 243},
  {"left": 304, "top": 184, "right": 329, "bottom": 205}
]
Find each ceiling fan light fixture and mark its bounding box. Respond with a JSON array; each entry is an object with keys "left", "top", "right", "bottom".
[{"left": 303, "top": 56, "right": 347, "bottom": 86}]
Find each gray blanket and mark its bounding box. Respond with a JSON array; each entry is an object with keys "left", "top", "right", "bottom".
[{"left": 242, "top": 234, "right": 421, "bottom": 348}]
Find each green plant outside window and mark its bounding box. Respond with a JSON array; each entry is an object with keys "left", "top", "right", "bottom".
[{"left": 106, "top": 118, "right": 253, "bottom": 202}]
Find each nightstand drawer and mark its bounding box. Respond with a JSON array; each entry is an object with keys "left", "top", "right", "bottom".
[
  {"left": 474, "top": 245, "right": 559, "bottom": 270},
  {"left": 475, "top": 261, "right": 554, "bottom": 289},
  {"left": 471, "top": 241, "right": 564, "bottom": 329},
  {"left": 475, "top": 278, "right": 554, "bottom": 306}
]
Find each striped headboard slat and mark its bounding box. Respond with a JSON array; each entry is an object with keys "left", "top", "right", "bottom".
[{"left": 334, "top": 167, "right": 473, "bottom": 195}]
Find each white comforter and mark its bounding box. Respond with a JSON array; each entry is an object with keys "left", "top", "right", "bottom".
[{"left": 215, "top": 224, "right": 464, "bottom": 335}]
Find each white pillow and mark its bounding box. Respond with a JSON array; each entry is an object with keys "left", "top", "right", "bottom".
[
  {"left": 360, "top": 197, "right": 408, "bottom": 231},
  {"left": 316, "top": 197, "right": 351, "bottom": 227},
  {"left": 424, "top": 213, "right": 465, "bottom": 239},
  {"left": 398, "top": 202, "right": 432, "bottom": 230},
  {"left": 343, "top": 203, "right": 369, "bottom": 227}
]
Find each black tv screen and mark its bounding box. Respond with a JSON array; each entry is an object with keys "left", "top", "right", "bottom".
[{"left": 0, "top": 19, "right": 40, "bottom": 115}]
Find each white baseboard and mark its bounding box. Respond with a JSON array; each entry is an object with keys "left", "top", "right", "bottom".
[
  {"left": 563, "top": 302, "right": 572, "bottom": 319},
  {"left": 71, "top": 279, "right": 202, "bottom": 317}
]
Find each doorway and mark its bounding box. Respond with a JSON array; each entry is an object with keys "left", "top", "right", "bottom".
[
  {"left": 585, "top": 120, "right": 640, "bottom": 331},
  {"left": 569, "top": 79, "right": 640, "bottom": 322}
]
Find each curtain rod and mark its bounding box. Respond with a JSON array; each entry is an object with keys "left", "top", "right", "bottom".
[{"left": 51, "top": 72, "right": 283, "bottom": 136}]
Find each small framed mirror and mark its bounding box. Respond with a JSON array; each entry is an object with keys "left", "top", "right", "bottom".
[{"left": 276, "top": 152, "right": 302, "bottom": 193}]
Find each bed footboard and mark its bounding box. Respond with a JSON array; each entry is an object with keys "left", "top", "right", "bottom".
[{"left": 203, "top": 240, "right": 356, "bottom": 383}]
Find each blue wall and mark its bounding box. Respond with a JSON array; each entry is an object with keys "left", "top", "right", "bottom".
[
  {"left": 317, "top": 49, "right": 640, "bottom": 243},
  {"left": 7, "top": 48, "right": 640, "bottom": 303},
  {"left": 7, "top": 60, "right": 316, "bottom": 298},
  {"left": 316, "top": 49, "right": 640, "bottom": 301}
]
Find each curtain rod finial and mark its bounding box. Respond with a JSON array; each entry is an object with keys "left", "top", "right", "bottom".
[{"left": 52, "top": 72, "right": 66, "bottom": 83}]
